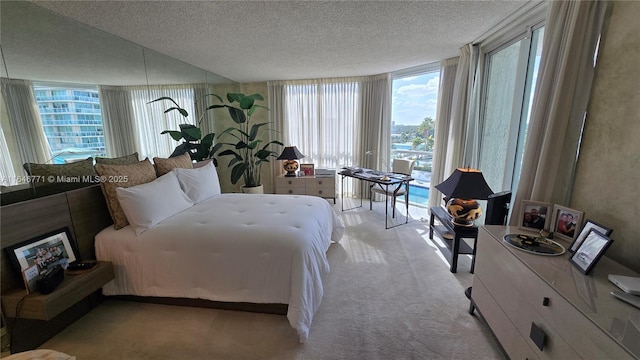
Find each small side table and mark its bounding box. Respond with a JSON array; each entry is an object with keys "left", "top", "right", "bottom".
[{"left": 429, "top": 206, "right": 478, "bottom": 273}]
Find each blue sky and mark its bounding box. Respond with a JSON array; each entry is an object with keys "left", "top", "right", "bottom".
[{"left": 392, "top": 71, "right": 440, "bottom": 126}]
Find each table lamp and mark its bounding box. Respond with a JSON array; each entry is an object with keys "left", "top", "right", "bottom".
[
  {"left": 277, "top": 146, "right": 305, "bottom": 177},
  {"left": 434, "top": 168, "right": 493, "bottom": 227}
]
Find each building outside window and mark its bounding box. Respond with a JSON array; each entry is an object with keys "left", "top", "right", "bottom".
[
  {"left": 391, "top": 70, "right": 439, "bottom": 206},
  {"left": 34, "top": 85, "right": 105, "bottom": 163}
]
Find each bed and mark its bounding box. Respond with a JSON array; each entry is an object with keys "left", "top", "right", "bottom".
[{"left": 95, "top": 192, "right": 344, "bottom": 343}]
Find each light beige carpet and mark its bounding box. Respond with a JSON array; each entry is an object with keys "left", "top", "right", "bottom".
[{"left": 38, "top": 200, "right": 505, "bottom": 360}]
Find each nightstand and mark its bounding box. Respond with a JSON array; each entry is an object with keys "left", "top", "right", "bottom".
[
  {"left": 275, "top": 175, "right": 336, "bottom": 203},
  {"left": 1, "top": 261, "right": 114, "bottom": 352}
]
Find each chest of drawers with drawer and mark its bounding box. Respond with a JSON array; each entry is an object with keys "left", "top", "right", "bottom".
[
  {"left": 472, "top": 225, "right": 639, "bottom": 359},
  {"left": 275, "top": 175, "right": 336, "bottom": 203}
]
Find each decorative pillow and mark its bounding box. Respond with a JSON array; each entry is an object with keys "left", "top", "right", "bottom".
[
  {"left": 95, "top": 159, "right": 157, "bottom": 229},
  {"left": 116, "top": 172, "right": 193, "bottom": 236},
  {"left": 95, "top": 152, "right": 139, "bottom": 165},
  {"left": 174, "top": 161, "right": 221, "bottom": 203},
  {"left": 153, "top": 152, "right": 193, "bottom": 177},
  {"left": 24, "top": 157, "right": 97, "bottom": 179}
]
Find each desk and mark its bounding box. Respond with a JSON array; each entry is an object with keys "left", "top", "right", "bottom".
[
  {"left": 429, "top": 206, "right": 478, "bottom": 273},
  {"left": 339, "top": 170, "right": 413, "bottom": 229}
]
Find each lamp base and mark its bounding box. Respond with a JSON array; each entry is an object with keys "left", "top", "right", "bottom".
[
  {"left": 446, "top": 198, "right": 482, "bottom": 227},
  {"left": 282, "top": 160, "right": 299, "bottom": 177}
]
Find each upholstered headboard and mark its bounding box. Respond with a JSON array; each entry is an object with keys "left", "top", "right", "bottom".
[{"left": 0, "top": 185, "right": 112, "bottom": 292}]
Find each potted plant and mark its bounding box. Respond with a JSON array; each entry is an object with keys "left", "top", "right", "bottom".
[
  {"left": 148, "top": 97, "right": 219, "bottom": 165},
  {"left": 207, "top": 92, "right": 283, "bottom": 193}
]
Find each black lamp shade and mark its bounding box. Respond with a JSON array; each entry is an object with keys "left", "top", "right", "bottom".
[
  {"left": 277, "top": 146, "right": 305, "bottom": 160},
  {"left": 435, "top": 168, "right": 494, "bottom": 200}
]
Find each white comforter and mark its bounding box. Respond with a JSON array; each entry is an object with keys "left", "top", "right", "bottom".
[{"left": 95, "top": 193, "right": 344, "bottom": 342}]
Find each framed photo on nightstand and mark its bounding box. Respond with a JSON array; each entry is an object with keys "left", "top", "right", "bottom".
[{"left": 300, "top": 163, "right": 314, "bottom": 177}]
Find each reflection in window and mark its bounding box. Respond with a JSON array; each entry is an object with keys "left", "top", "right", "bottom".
[{"left": 34, "top": 84, "right": 106, "bottom": 164}]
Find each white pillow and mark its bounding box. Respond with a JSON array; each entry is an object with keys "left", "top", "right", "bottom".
[
  {"left": 174, "top": 161, "right": 221, "bottom": 203},
  {"left": 116, "top": 172, "right": 193, "bottom": 236}
]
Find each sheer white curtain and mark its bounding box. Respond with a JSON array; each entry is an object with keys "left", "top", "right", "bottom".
[
  {"left": 0, "top": 123, "right": 17, "bottom": 185},
  {"left": 462, "top": 45, "right": 485, "bottom": 168},
  {"left": 1, "top": 78, "right": 51, "bottom": 166},
  {"left": 268, "top": 75, "right": 390, "bottom": 197},
  {"left": 509, "top": 0, "right": 608, "bottom": 226},
  {"left": 99, "top": 85, "right": 138, "bottom": 157},
  {"left": 128, "top": 85, "right": 196, "bottom": 160},
  {"left": 429, "top": 57, "right": 459, "bottom": 208},
  {"left": 358, "top": 74, "right": 391, "bottom": 172}
]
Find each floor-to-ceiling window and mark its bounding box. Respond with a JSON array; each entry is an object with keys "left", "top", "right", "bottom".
[
  {"left": 391, "top": 67, "right": 439, "bottom": 206},
  {"left": 478, "top": 25, "right": 544, "bottom": 195}
]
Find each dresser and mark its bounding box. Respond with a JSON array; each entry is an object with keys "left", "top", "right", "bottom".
[
  {"left": 275, "top": 175, "right": 336, "bottom": 203},
  {"left": 472, "top": 225, "right": 639, "bottom": 359}
]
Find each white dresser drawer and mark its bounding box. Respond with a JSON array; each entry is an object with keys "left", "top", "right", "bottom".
[
  {"left": 305, "top": 178, "right": 334, "bottom": 189},
  {"left": 475, "top": 231, "right": 580, "bottom": 359},
  {"left": 275, "top": 175, "right": 336, "bottom": 201},
  {"left": 276, "top": 177, "right": 305, "bottom": 188},
  {"left": 475, "top": 226, "right": 638, "bottom": 360},
  {"left": 472, "top": 278, "right": 540, "bottom": 360},
  {"left": 275, "top": 187, "right": 306, "bottom": 195},
  {"left": 520, "top": 269, "right": 632, "bottom": 359}
]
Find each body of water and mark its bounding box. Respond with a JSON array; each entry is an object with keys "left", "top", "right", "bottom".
[{"left": 408, "top": 183, "right": 429, "bottom": 205}]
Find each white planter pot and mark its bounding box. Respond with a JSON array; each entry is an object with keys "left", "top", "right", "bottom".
[{"left": 241, "top": 184, "right": 264, "bottom": 194}]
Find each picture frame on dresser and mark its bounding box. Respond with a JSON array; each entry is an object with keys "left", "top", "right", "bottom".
[
  {"left": 300, "top": 163, "right": 314, "bottom": 177},
  {"left": 519, "top": 200, "right": 552, "bottom": 232},
  {"left": 569, "top": 219, "right": 613, "bottom": 253},
  {"left": 569, "top": 229, "right": 613, "bottom": 275},
  {"left": 6, "top": 227, "right": 78, "bottom": 278},
  {"left": 550, "top": 205, "right": 584, "bottom": 242}
]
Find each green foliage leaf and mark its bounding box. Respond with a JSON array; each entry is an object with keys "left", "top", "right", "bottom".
[
  {"left": 203, "top": 93, "right": 223, "bottom": 103},
  {"left": 255, "top": 149, "right": 276, "bottom": 160},
  {"left": 161, "top": 130, "right": 183, "bottom": 141},
  {"left": 239, "top": 96, "right": 255, "bottom": 110},
  {"left": 235, "top": 141, "right": 249, "bottom": 150},
  {"left": 181, "top": 127, "right": 202, "bottom": 142},
  {"left": 230, "top": 163, "right": 248, "bottom": 184},
  {"left": 248, "top": 104, "right": 269, "bottom": 117},
  {"left": 201, "top": 133, "right": 215, "bottom": 146},
  {"left": 228, "top": 107, "right": 246, "bottom": 124},
  {"left": 226, "top": 93, "right": 242, "bottom": 103},
  {"left": 249, "top": 123, "right": 268, "bottom": 141}
]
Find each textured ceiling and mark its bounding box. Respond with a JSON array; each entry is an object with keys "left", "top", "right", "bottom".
[{"left": 32, "top": 0, "right": 529, "bottom": 83}]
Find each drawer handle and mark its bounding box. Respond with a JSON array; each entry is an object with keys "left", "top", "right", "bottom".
[
  {"left": 318, "top": 181, "right": 323, "bottom": 184},
  {"left": 530, "top": 322, "right": 546, "bottom": 351},
  {"left": 319, "top": 190, "right": 323, "bottom": 194},
  {"left": 288, "top": 190, "right": 292, "bottom": 194},
  {"left": 288, "top": 181, "right": 292, "bottom": 185},
  {"left": 542, "top": 297, "right": 550, "bottom": 306}
]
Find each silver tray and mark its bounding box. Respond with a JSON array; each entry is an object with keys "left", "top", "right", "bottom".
[{"left": 503, "top": 234, "right": 566, "bottom": 256}]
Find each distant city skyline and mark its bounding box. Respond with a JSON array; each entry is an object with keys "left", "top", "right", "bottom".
[{"left": 392, "top": 71, "right": 440, "bottom": 126}]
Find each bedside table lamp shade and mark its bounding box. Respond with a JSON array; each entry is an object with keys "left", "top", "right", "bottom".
[
  {"left": 435, "top": 168, "right": 493, "bottom": 226},
  {"left": 277, "top": 146, "right": 305, "bottom": 177}
]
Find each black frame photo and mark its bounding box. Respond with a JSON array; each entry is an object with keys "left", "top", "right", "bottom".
[
  {"left": 569, "top": 229, "right": 613, "bottom": 275},
  {"left": 519, "top": 200, "right": 552, "bottom": 232},
  {"left": 569, "top": 219, "right": 613, "bottom": 253},
  {"left": 7, "top": 227, "right": 78, "bottom": 276},
  {"left": 550, "top": 205, "right": 584, "bottom": 242}
]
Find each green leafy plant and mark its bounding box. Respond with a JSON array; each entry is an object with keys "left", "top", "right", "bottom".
[
  {"left": 148, "top": 97, "right": 218, "bottom": 164},
  {"left": 206, "top": 93, "right": 283, "bottom": 187}
]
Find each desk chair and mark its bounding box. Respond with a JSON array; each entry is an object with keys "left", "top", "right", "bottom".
[{"left": 369, "top": 159, "right": 415, "bottom": 218}]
